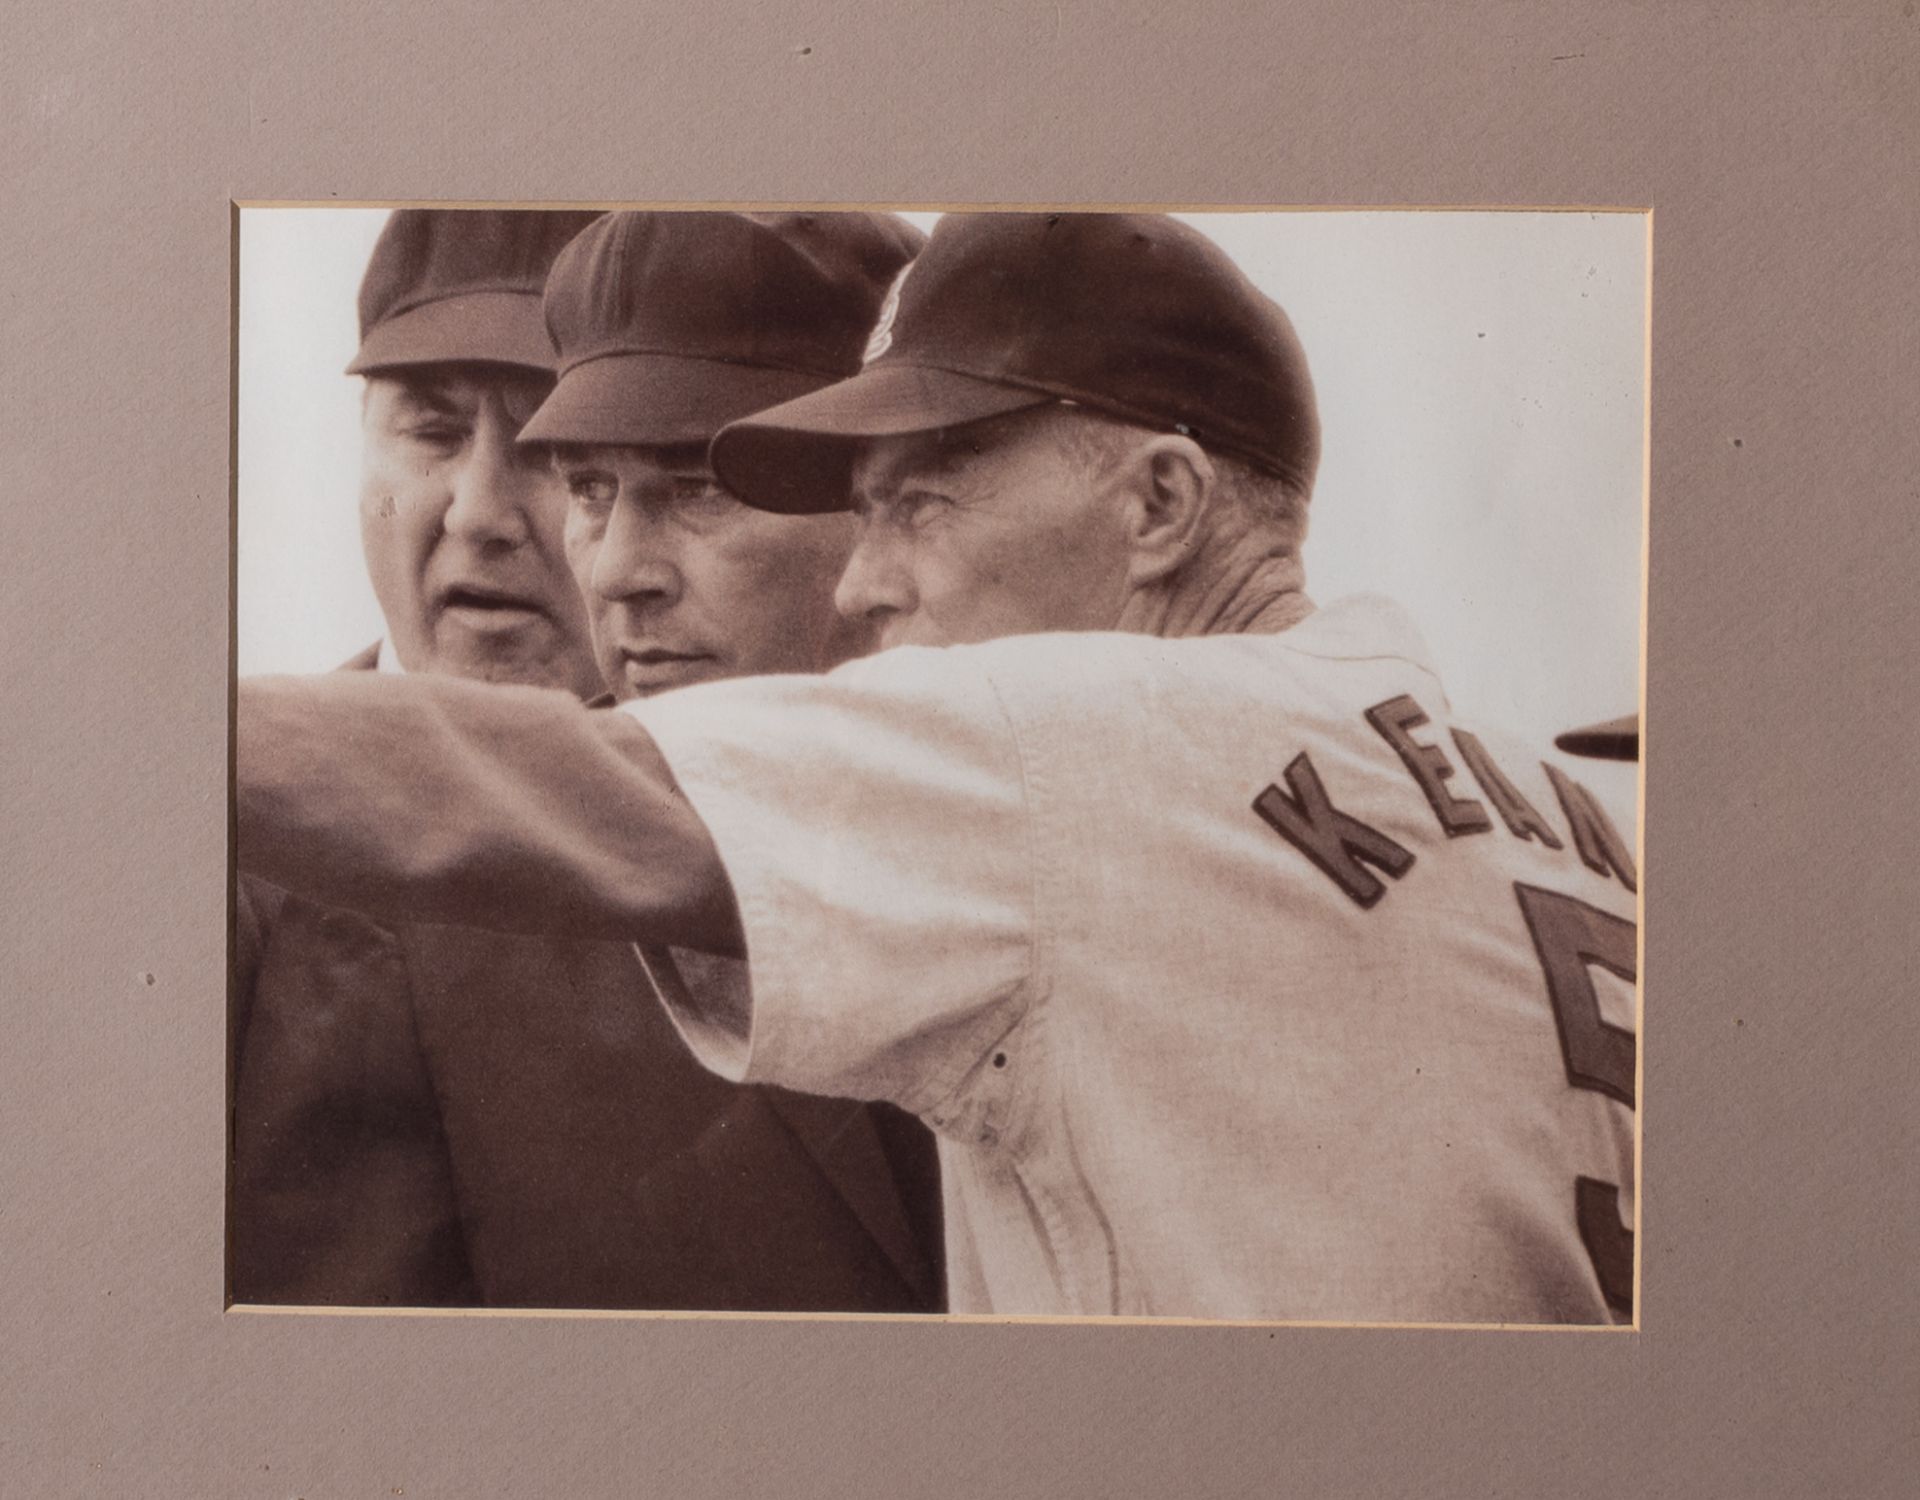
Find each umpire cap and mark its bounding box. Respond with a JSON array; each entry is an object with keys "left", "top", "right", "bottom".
[
  {"left": 517, "top": 211, "right": 927, "bottom": 448},
  {"left": 708, "top": 212, "right": 1321, "bottom": 514},
  {"left": 346, "top": 208, "right": 601, "bottom": 377}
]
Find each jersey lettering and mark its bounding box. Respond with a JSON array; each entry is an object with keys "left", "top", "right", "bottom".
[
  {"left": 1253, "top": 752, "right": 1415, "bottom": 909},
  {"left": 1451, "top": 728, "right": 1564, "bottom": 850},
  {"left": 1365, "top": 695, "right": 1493, "bottom": 838},
  {"left": 1515, "top": 881, "right": 1637, "bottom": 1314},
  {"left": 1515, "top": 882, "right": 1635, "bottom": 1105},
  {"left": 1576, "top": 1176, "right": 1634, "bottom": 1317},
  {"left": 1543, "top": 763, "right": 1638, "bottom": 893}
]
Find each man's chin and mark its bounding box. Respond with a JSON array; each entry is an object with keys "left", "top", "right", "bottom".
[{"left": 422, "top": 640, "right": 592, "bottom": 695}]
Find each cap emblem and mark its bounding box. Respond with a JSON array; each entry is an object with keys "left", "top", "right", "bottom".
[{"left": 861, "top": 263, "right": 912, "bottom": 364}]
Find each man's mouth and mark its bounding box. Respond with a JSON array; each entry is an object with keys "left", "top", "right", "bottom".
[
  {"left": 438, "top": 584, "right": 545, "bottom": 629},
  {"left": 617, "top": 647, "right": 718, "bottom": 694}
]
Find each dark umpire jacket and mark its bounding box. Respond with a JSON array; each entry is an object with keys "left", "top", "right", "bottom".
[{"left": 229, "top": 647, "right": 942, "bottom": 1312}]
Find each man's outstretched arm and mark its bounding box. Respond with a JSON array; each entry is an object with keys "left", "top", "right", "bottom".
[{"left": 236, "top": 673, "right": 744, "bottom": 955}]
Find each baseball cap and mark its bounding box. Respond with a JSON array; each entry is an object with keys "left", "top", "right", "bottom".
[
  {"left": 345, "top": 208, "right": 601, "bottom": 376},
  {"left": 707, "top": 212, "right": 1321, "bottom": 515},
  {"left": 516, "top": 211, "right": 928, "bottom": 448},
  {"left": 1555, "top": 713, "right": 1640, "bottom": 761}
]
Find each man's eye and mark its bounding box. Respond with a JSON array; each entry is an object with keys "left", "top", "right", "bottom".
[
  {"left": 670, "top": 475, "right": 734, "bottom": 511},
  {"left": 399, "top": 422, "right": 468, "bottom": 451},
  {"left": 897, "top": 491, "right": 950, "bottom": 528},
  {"left": 565, "top": 473, "right": 619, "bottom": 511}
]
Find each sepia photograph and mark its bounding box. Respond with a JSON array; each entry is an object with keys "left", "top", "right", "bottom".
[
  {"left": 232, "top": 204, "right": 1646, "bottom": 1325},
  {"left": 14, "top": 1, "right": 1918, "bottom": 1492}
]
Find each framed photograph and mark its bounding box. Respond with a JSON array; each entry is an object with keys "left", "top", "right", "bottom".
[
  {"left": 5, "top": 3, "right": 1914, "bottom": 1496},
  {"left": 231, "top": 202, "right": 1644, "bottom": 1329}
]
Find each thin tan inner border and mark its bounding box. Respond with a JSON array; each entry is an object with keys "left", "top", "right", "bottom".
[
  {"left": 227, "top": 1304, "right": 1635, "bottom": 1331},
  {"left": 1630, "top": 208, "right": 1653, "bottom": 1329},
  {"left": 228, "top": 200, "right": 1652, "bottom": 1331},
  {"left": 237, "top": 198, "right": 1652, "bottom": 213}
]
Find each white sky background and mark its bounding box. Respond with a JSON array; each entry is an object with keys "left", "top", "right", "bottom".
[{"left": 238, "top": 208, "right": 1646, "bottom": 799}]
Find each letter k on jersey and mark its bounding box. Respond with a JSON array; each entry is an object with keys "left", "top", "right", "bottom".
[{"left": 1252, "top": 756, "right": 1416, "bottom": 908}]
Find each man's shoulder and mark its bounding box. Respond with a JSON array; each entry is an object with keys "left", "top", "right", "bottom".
[
  {"left": 241, "top": 875, "right": 405, "bottom": 970},
  {"left": 930, "top": 595, "right": 1443, "bottom": 711},
  {"left": 1266, "top": 593, "right": 1437, "bottom": 670},
  {"left": 337, "top": 641, "right": 382, "bottom": 672}
]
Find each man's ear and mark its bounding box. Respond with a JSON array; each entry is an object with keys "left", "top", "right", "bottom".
[{"left": 1122, "top": 434, "right": 1216, "bottom": 588}]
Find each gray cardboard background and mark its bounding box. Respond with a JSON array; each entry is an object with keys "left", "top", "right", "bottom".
[{"left": 2, "top": 3, "right": 1916, "bottom": 1496}]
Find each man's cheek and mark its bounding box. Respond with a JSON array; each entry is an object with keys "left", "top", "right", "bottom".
[
  {"left": 944, "top": 544, "right": 1014, "bottom": 611},
  {"left": 360, "top": 489, "right": 401, "bottom": 524},
  {"left": 358, "top": 457, "right": 407, "bottom": 526},
  {"left": 526, "top": 487, "right": 576, "bottom": 555},
  {"left": 587, "top": 605, "right": 625, "bottom": 676},
  {"left": 562, "top": 525, "right": 600, "bottom": 596}
]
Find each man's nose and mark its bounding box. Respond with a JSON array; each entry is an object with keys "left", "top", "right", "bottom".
[
  {"left": 833, "top": 528, "right": 914, "bottom": 625},
  {"left": 590, "top": 497, "right": 681, "bottom": 606},
  {"left": 442, "top": 425, "right": 542, "bottom": 548}
]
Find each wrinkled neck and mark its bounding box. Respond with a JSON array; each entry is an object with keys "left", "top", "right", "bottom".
[{"left": 1118, "top": 541, "right": 1313, "bottom": 639}]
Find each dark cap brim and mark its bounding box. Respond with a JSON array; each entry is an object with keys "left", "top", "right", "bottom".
[
  {"left": 517, "top": 353, "right": 839, "bottom": 449},
  {"left": 345, "top": 290, "right": 558, "bottom": 376},
  {"left": 710, "top": 362, "right": 1056, "bottom": 514},
  {"left": 1554, "top": 714, "right": 1640, "bottom": 761}
]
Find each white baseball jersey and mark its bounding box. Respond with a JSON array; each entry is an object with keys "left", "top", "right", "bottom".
[{"left": 629, "top": 594, "right": 1639, "bottom": 1323}]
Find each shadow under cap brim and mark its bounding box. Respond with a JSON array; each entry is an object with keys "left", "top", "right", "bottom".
[
  {"left": 1554, "top": 714, "right": 1640, "bottom": 761},
  {"left": 709, "top": 363, "right": 1058, "bottom": 515},
  {"left": 516, "top": 352, "right": 842, "bottom": 450},
  {"left": 345, "top": 291, "right": 559, "bottom": 376}
]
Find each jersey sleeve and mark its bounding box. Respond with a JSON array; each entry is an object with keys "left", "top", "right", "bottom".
[
  {"left": 237, "top": 672, "right": 738, "bottom": 951},
  {"left": 626, "top": 646, "right": 1039, "bottom": 1118}
]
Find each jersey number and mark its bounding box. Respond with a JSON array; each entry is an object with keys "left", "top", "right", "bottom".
[{"left": 1514, "top": 882, "right": 1637, "bottom": 1316}]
